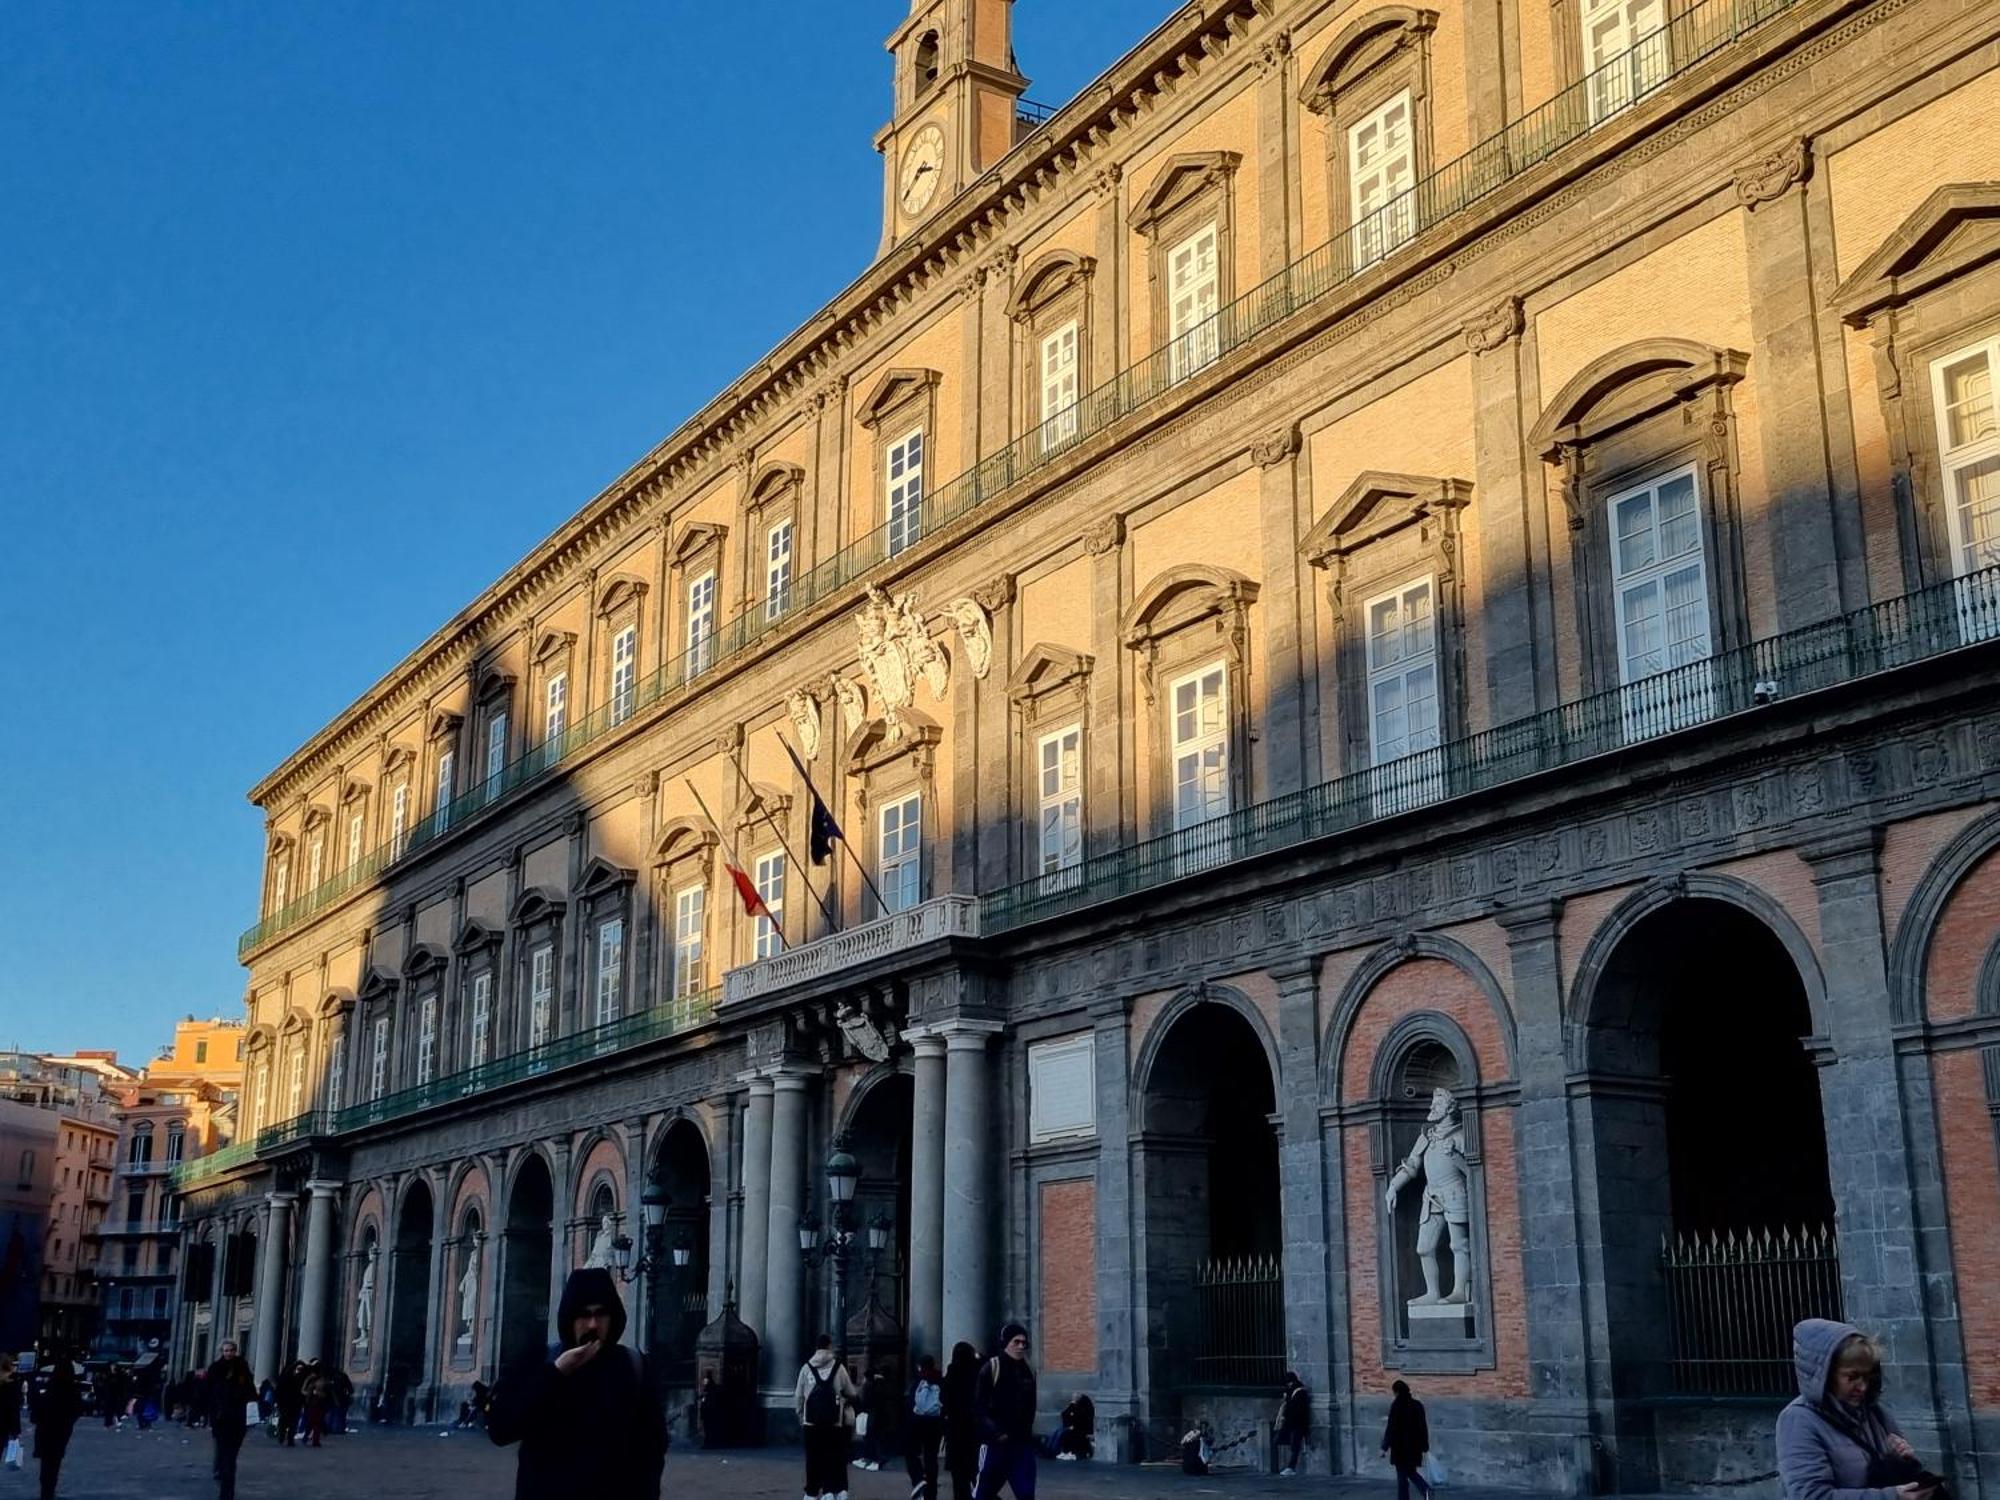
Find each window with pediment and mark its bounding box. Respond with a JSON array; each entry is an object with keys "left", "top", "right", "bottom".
[
  {"left": 427, "top": 709, "right": 464, "bottom": 828},
  {"left": 453, "top": 920, "right": 503, "bottom": 1071},
  {"left": 1007, "top": 252, "right": 1097, "bottom": 457},
  {"left": 665, "top": 525, "right": 725, "bottom": 682},
  {"left": 654, "top": 819, "right": 717, "bottom": 1010},
  {"left": 510, "top": 888, "right": 567, "bottom": 1054},
  {"left": 744, "top": 464, "right": 805, "bottom": 622},
  {"left": 1007, "top": 642, "right": 1095, "bottom": 889},
  {"left": 403, "top": 945, "right": 449, "bottom": 1088},
  {"left": 1300, "top": 9, "right": 1436, "bottom": 271},
  {"left": 596, "top": 575, "right": 650, "bottom": 724},
  {"left": 845, "top": 710, "right": 941, "bottom": 917},
  {"left": 1131, "top": 154, "right": 1241, "bottom": 384},
  {"left": 857, "top": 368, "right": 943, "bottom": 557},
  {"left": 574, "top": 858, "right": 635, "bottom": 1033},
  {"left": 473, "top": 669, "right": 513, "bottom": 805},
  {"left": 530, "top": 630, "right": 577, "bottom": 767}
]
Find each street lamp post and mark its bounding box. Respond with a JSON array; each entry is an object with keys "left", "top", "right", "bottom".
[
  {"left": 610, "top": 1183, "right": 695, "bottom": 1366},
  {"left": 797, "top": 1138, "right": 861, "bottom": 1361}
]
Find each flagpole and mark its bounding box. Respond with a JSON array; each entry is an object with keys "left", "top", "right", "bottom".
[
  {"left": 685, "top": 779, "right": 786, "bottom": 947},
  {"left": 778, "top": 731, "right": 890, "bottom": 917},
  {"left": 723, "top": 748, "right": 838, "bottom": 935}
]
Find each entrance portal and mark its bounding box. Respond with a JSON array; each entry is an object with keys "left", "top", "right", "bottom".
[
  {"left": 649, "top": 1120, "right": 711, "bottom": 1384},
  {"left": 500, "top": 1154, "right": 554, "bottom": 1376},
  {"left": 386, "top": 1180, "right": 433, "bottom": 1418}
]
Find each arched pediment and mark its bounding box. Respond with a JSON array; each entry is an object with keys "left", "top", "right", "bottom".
[
  {"left": 1301, "top": 471, "right": 1472, "bottom": 567},
  {"left": 596, "top": 573, "right": 650, "bottom": 617},
  {"left": 383, "top": 745, "right": 416, "bottom": 777},
  {"left": 1121, "top": 564, "right": 1260, "bottom": 648},
  {"left": 574, "top": 855, "right": 636, "bottom": 899},
  {"left": 301, "top": 804, "right": 332, "bottom": 831},
  {"left": 654, "top": 817, "right": 720, "bottom": 866},
  {"left": 242, "top": 1023, "right": 277, "bottom": 1055},
  {"left": 844, "top": 708, "right": 942, "bottom": 775},
  {"left": 403, "top": 943, "right": 449, "bottom": 980},
  {"left": 278, "top": 1007, "right": 313, "bottom": 1037},
  {"left": 532, "top": 628, "right": 577, "bottom": 667},
  {"left": 747, "top": 462, "right": 806, "bottom": 510},
  {"left": 266, "top": 831, "right": 295, "bottom": 855},
  {"left": 1006, "top": 642, "right": 1095, "bottom": 703},
  {"left": 474, "top": 667, "right": 515, "bottom": 702},
  {"left": 856, "top": 368, "right": 943, "bottom": 430},
  {"left": 453, "top": 918, "right": 502, "bottom": 955},
  {"left": 1834, "top": 182, "right": 2000, "bottom": 327},
  {"left": 510, "top": 886, "right": 567, "bottom": 926},
  {"left": 1129, "top": 152, "right": 1242, "bottom": 238},
  {"left": 338, "top": 776, "right": 372, "bottom": 806},
  {"left": 670, "top": 522, "right": 729, "bottom": 568},
  {"left": 1298, "top": 6, "right": 1438, "bottom": 112},
  {"left": 1527, "top": 338, "right": 1747, "bottom": 459},
  {"left": 1005, "top": 250, "right": 1097, "bottom": 323},
  {"left": 316, "top": 989, "right": 355, "bottom": 1020}
]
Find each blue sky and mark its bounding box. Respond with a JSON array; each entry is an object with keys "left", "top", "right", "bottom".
[{"left": 0, "top": 1, "right": 1175, "bottom": 1064}]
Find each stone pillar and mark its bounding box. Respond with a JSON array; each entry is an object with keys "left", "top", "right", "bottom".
[
  {"left": 1084, "top": 518, "right": 1128, "bottom": 846},
  {"left": 1467, "top": 298, "right": 1551, "bottom": 724},
  {"left": 1272, "top": 960, "right": 1334, "bottom": 1471},
  {"left": 908, "top": 1031, "right": 949, "bottom": 1362},
  {"left": 1256, "top": 429, "right": 1311, "bottom": 794},
  {"left": 419, "top": 1181, "right": 449, "bottom": 1410},
  {"left": 251, "top": 1191, "right": 295, "bottom": 1382},
  {"left": 941, "top": 1022, "right": 1001, "bottom": 1351},
  {"left": 621, "top": 1118, "right": 649, "bottom": 1342},
  {"left": 1089, "top": 998, "right": 1139, "bottom": 1460},
  {"left": 738, "top": 1075, "right": 775, "bottom": 1353},
  {"left": 546, "top": 1138, "right": 573, "bottom": 1343},
  {"left": 762, "top": 1071, "right": 812, "bottom": 1386},
  {"left": 296, "top": 1181, "right": 340, "bottom": 1363},
  {"left": 972, "top": 577, "right": 1018, "bottom": 893}
]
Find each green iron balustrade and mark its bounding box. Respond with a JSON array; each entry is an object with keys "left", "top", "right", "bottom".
[{"left": 237, "top": 0, "right": 1808, "bottom": 959}]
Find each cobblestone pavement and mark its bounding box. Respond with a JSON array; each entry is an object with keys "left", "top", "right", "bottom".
[{"left": 30, "top": 1420, "right": 1534, "bottom": 1499}]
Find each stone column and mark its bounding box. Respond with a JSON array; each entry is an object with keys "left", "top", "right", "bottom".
[
  {"left": 907, "top": 1031, "right": 949, "bottom": 1362},
  {"left": 546, "top": 1138, "right": 572, "bottom": 1343},
  {"left": 296, "top": 1181, "right": 340, "bottom": 1363},
  {"left": 762, "top": 1070, "right": 812, "bottom": 1386},
  {"left": 1089, "top": 998, "right": 1139, "bottom": 1460},
  {"left": 1272, "top": 960, "right": 1334, "bottom": 1471},
  {"left": 737, "top": 1075, "right": 775, "bottom": 1352},
  {"left": 1084, "top": 519, "right": 1128, "bottom": 846},
  {"left": 251, "top": 1191, "right": 295, "bottom": 1382},
  {"left": 621, "top": 1118, "right": 649, "bottom": 1342},
  {"left": 941, "top": 1022, "right": 1002, "bottom": 1352}
]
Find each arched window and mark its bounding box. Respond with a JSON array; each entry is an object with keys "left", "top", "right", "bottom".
[{"left": 914, "top": 30, "right": 941, "bottom": 94}]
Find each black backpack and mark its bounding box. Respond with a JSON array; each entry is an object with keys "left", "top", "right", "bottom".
[{"left": 805, "top": 1364, "right": 839, "bottom": 1426}]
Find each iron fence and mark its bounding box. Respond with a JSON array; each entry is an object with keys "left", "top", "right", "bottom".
[
  {"left": 1191, "top": 1255, "right": 1285, "bottom": 1388},
  {"left": 235, "top": 0, "right": 1808, "bottom": 961},
  {"left": 1661, "top": 1225, "right": 1842, "bottom": 1396}
]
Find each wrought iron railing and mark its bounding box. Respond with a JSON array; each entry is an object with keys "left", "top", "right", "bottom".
[
  {"left": 985, "top": 564, "right": 2000, "bottom": 933},
  {"left": 235, "top": 0, "right": 1807, "bottom": 959},
  {"left": 1015, "top": 97, "right": 1059, "bottom": 129},
  {"left": 1192, "top": 1255, "right": 1285, "bottom": 1388},
  {"left": 1661, "top": 1225, "right": 1842, "bottom": 1395}
]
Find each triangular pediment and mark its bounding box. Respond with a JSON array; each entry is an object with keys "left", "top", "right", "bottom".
[
  {"left": 844, "top": 708, "right": 942, "bottom": 774},
  {"left": 1301, "top": 472, "right": 1472, "bottom": 565},
  {"left": 856, "top": 368, "right": 942, "bottom": 431},
  {"left": 453, "top": 918, "right": 501, "bottom": 954},
  {"left": 574, "top": 856, "right": 636, "bottom": 899},
  {"left": 1130, "top": 152, "right": 1242, "bottom": 238},
  {"left": 510, "top": 886, "right": 567, "bottom": 926},
  {"left": 403, "top": 943, "right": 449, "bottom": 979},
  {"left": 1006, "top": 642, "right": 1095, "bottom": 702},
  {"left": 1834, "top": 182, "right": 2000, "bottom": 327},
  {"left": 356, "top": 964, "right": 400, "bottom": 1003}
]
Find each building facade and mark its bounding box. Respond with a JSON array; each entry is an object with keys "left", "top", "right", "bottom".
[
  {"left": 172, "top": 0, "right": 2000, "bottom": 1491},
  {"left": 43, "top": 1109, "right": 115, "bottom": 1349},
  {"left": 1, "top": 1052, "right": 123, "bottom": 1350}
]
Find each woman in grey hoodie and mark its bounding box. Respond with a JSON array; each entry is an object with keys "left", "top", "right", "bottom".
[{"left": 1777, "top": 1318, "right": 1937, "bottom": 1500}]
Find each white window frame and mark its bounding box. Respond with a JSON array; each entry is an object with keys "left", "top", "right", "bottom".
[
  {"left": 325, "top": 1036, "right": 344, "bottom": 1114},
  {"left": 528, "top": 944, "right": 554, "bottom": 1050},
  {"left": 610, "top": 626, "right": 638, "bottom": 724},
  {"left": 1609, "top": 463, "right": 1715, "bottom": 741},
  {"left": 544, "top": 672, "right": 568, "bottom": 747},
  {"left": 252, "top": 1064, "right": 269, "bottom": 1132},
  {"left": 369, "top": 1017, "right": 389, "bottom": 1101},
  {"left": 887, "top": 428, "right": 925, "bottom": 556},
  {"left": 1167, "top": 224, "right": 1220, "bottom": 382},
  {"left": 1039, "top": 319, "right": 1080, "bottom": 448},
  {"left": 1169, "top": 662, "right": 1231, "bottom": 831},
  {"left": 305, "top": 831, "right": 324, "bottom": 893},
  {"left": 878, "top": 794, "right": 923, "bottom": 914},
  {"left": 1348, "top": 89, "right": 1416, "bottom": 267},
  {"left": 415, "top": 995, "right": 438, "bottom": 1085},
  {"left": 1036, "top": 724, "right": 1084, "bottom": 882},
  {"left": 673, "top": 884, "right": 706, "bottom": 1006},
  {"left": 593, "top": 917, "right": 625, "bottom": 1027},
  {"left": 285, "top": 1045, "right": 305, "bottom": 1118},
  {"left": 435, "top": 750, "right": 455, "bottom": 818},
  {"left": 345, "top": 811, "right": 365, "bottom": 870},
  {"left": 1364, "top": 576, "right": 1445, "bottom": 812},
  {"left": 269, "top": 854, "right": 289, "bottom": 914},
  {"left": 468, "top": 972, "right": 491, "bottom": 1069},
  {"left": 1582, "top": 0, "right": 1670, "bottom": 123},
  {"left": 685, "top": 572, "right": 717, "bottom": 677},
  {"left": 752, "top": 852, "right": 786, "bottom": 961},
  {"left": 389, "top": 784, "right": 408, "bottom": 856},
  {"left": 1928, "top": 335, "right": 2000, "bottom": 640},
  {"left": 765, "top": 520, "right": 795, "bottom": 621},
  {"left": 485, "top": 709, "right": 508, "bottom": 786}
]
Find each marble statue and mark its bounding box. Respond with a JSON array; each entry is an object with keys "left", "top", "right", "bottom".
[
  {"left": 457, "top": 1249, "right": 479, "bottom": 1341},
  {"left": 584, "top": 1213, "right": 617, "bottom": 1270},
  {"left": 1384, "top": 1087, "right": 1473, "bottom": 1305},
  {"left": 354, "top": 1253, "right": 376, "bottom": 1346}
]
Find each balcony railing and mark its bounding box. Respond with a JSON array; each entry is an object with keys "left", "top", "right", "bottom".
[
  {"left": 723, "top": 894, "right": 980, "bottom": 1005},
  {"left": 986, "top": 564, "right": 2000, "bottom": 934},
  {"left": 235, "top": 0, "right": 1808, "bottom": 959}
]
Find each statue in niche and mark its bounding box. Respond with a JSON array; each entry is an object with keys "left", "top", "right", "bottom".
[
  {"left": 584, "top": 1213, "right": 618, "bottom": 1270},
  {"left": 1384, "top": 1087, "right": 1473, "bottom": 1306},
  {"left": 457, "top": 1247, "right": 479, "bottom": 1343},
  {"left": 353, "top": 1252, "right": 376, "bottom": 1347}
]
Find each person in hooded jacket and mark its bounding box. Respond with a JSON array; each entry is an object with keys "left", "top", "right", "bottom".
[
  {"left": 487, "top": 1266, "right": 668, "bottom": 1500},
  {"left": 205, "top": 1339, "right": 257, "bottom": 1500},
  {"left": 1381, "top": 1380, "right": 1431, "bottom": 1500},
  {"left": 942, "top": 1342, "right": 982, "bottom": 1500},
  {"left": 972, "top": 1323, "right": 1038, "bottom": 1500},
  {"left": 27, "top": 1350, "right": 83, "bottom": 1500},
  {"left": 1275, "top": 1372, "right": 1309, "bottom": 1475},
  {"left": 906, "top": 1355, "right": 946, "bottom": 1500},
  {"left": 1777, "top": 1319, "right": 1941, "bottom": 1500},
  {"left": 793, "top": 1334, "right": 858, "bottom": 1500}
]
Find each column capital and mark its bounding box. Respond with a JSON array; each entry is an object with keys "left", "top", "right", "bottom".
[
  {"left": 936, "top": 1018, "right": 1005, "bottom": 1050},
  {"left": 769, "top": 1067, "right": 816, "bottom": 1092},
  {"left": 265, "top": 1191, "right": 299, "bottom": 1209},
  {"left": 903, "top": 1027, "right": 950, "bottom": 1056},
  {"left": 1269, "top": 956, "right": 1322, "bottom": 990},
  {"left": 1494, "top": 897, "right": 1564, "bottom": 942},
  {"left": 304, "top": 1180, "right": 342, "bottom": 1200},
  {"left": 737, "top": 1069, "right": 776, "bottom": 1093},
  {"left": 1801, "top": 826, "right": 1882, "bottom": 882}
]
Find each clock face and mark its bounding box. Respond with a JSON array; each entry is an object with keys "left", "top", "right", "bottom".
[{"left": 899, "top": 124, "right": 946, "bottom": 218}]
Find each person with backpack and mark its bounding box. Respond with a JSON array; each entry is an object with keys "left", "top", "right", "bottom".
[
  {"left": 1275, "top": 1371, "right": 1309, "bottom": 1475},
  {"left": 942, "top": 1342, "right": 982, "bottom": 1500},
  {"left": 971, "top": 1323, "right": 1038, "bottom": 1500},
  {"left": 793, "top": 1334, "right": 857, "bottom": 1500},
  {"left": 906, "top": 1355, "right": 946, "bottom": 1500},
  {"left": 1381, "top": 1380, "right": 1433, "bottom": 1500},
  {"left": 486, "top": 1266, "right": 668, "bottom": 1500}
]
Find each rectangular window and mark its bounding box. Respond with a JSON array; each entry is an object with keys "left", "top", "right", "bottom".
[
  {"left": 887, "top": 428, "right": 925, "bottom": 556},
  {"left": 1584, "top": 0, "right": 1670, "bottom": 122},
  {"left": 673, "top": 885, "right": 706, "bottom": 1002},
  {"left": 1170, "top": 663, "right": 1231, "bottom": 830},
  {"left": 306, "top": 832, "right": 324, "bottom": 893},
  {"left": 128, "top": 1132, "right": 152, "bottom": 1167},
  {"left": 1349, "top": 90, "right": 1416, "bottom": 266},
  {"left": 1037, "top": 725, "right": 1084, "bottom": 879},
  {"left": 285, "top": 1046, "right": 304, "bottom": 1118},
  {"left": 544, "top": 672, "right": 569, "bottom": 747},
  {"left": 435, "top": 750, "right": 455, "bottom": 817},
  {"left": 195, "top": 1041, "right": 208, "bottom": 1065},
  {"left": 1610, "top": 464, "right": 1715, "bottom": 740},
  {"left": 1929, "top": 338, "right": 2000, "bottom": 639},
  {"left": 346, "top": 811, "right": 365, "bottom": 869},
  {"left": 268, "top": 854, "right": 289, "bottom": 914},
  {"left": 594, "top": 918, "right": 625, "bottom": 1026},
  {"left": 325, "top": 1037, "right": 343, "bottom": 1114},
  {"left": 469, "top": 973, "right": 491, "bottom": 1068},
  {"left": 369, "top": 1016, "right": 389, "bottom": 1101},
  {"left": 1040, "top": 320, "right": 1080, "bottom": 448},
  {"left": 1168, "top": 224, "right": 1220, "bottom": 381},
  {"left": 485, "top": 710, "right": 508, "bottom": 785},
  {"left": 1365, "top": 578, "right": 1444, "bottom": 812},
  {"left": 765, "top": 521, "right": 795, "bottom": 621},
  {"left": 416, "top": 995, "right": 437, "bottom": 1084},
  {"left": 529, "top": 944, "right": 554, "bottom": 1048},
  {"left": 610, "top": 626, "right": 638, "bottom": 723},
  {"left": 686, "top": 572, "right": 717, "bottom": 677},
  {"left": 753, "top": 852, "right": 786, "bottom": 960},
  {"left": 127, "top": 1191, "right": 144, "bottom": 1225},
  {"left": 879, "top": 794, "right": 923, "bottom": 914},
  {"left": 165, "top": 1128, "right": 183, "bottom": 1164},
  {"left": 252, "top": 1066, "right": 269, "bottom": 1131},
  {"left": 390, "top": 783, "right": 409, "bottom": 855}
]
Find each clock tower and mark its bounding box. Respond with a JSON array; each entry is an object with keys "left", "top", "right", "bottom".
[{"left": 875, "top": 0, "right": 1031, "bottom": 256}]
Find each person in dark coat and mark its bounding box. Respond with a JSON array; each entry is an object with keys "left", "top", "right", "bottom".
[
  {"left": 27, "top": 1351, "right": 83, "bottom": 1500},
  {"left": 697, "top": 1373, "right": 722, "bottom": 1449},
  {"left": 942, "top": 1342, "right": 981, "bottom": 1500},
  {"left": 1381, "top": 1380, "right": 1432, "bottom": 1500},
  {"left": 971, "top": 1323, "right": 1038, "bottom": 1500},
  {"left": 274, "top": 1361, "right": 304, "bottom": 1446},
  {"left": 206, "top": 1340, "right": 257, "bottom": 1500},
  {"left": 1275, "top": 1372, "right": 1309, "bottom": 1475},
  {"left": 1, "top": 1353, "right": 24, "bottom": 1469},
  {"left": 905, "top": 1355, "right": 946, "bottom": 1500},
  {"left": 1056, "top": 1393, "right": 1094, "bottom": 1460},
  {"left": 487, "top": 1265, "right": 668, "bottom": 1500}
]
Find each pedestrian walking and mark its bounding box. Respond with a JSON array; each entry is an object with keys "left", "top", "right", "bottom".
[
  {"left": 330, "top": 1368, "right": 353, "bottom": 1434},
  {"left": 906, "top": 1355, "right": 945, "bottom": 1500},
  {"left": 1777, "top": 1319, "right": 1946, "bottom": 1500},
  {"left": 1381, "top": 1380, "right": 1432, "bottom": 1500},
  {"left": 98, "top": 1365, "right": 126, "bottom": 1430},
  {"left": 486, "top": 1265, "right": 668, "bottom": 1500},
  {"left": 26, "top": 1350, "right": 83, "bottom": 1500},
  {"left": 942, "top": 1342, "right": 981, "bottom": 1500},
  {"left": 274, "top": 1360, "right": 303, "bottom": 1446},
  {"left": 1275, "top": 1371, "right": 1309, "bottom": 1475},
  {"left": 857, "top": 1367, "right": 889, "bottom": 1470},
  {"left": 302, "top": 1361, "right": 329, "bottom": 1447},
  {"left": 1, "top": 1354, "right": 25, "bottom": 1471},
  {"left": 971, "top": 1323, "right": 1037, "bottom": 1500},
  {"left": 206, "top": 1339, "right": 258, "bottom": 1500},
  {"left": 793, "top": 1334, "right": 858, "bottom": 1500}
]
